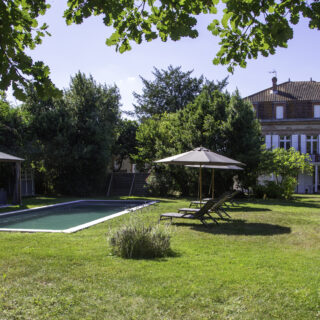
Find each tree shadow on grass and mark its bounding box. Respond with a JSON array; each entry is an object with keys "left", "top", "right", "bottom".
[
  {"left": 225, "top": 206, "right": 272, "bottom": 212},
  {"left": 173, "top": 219, "right": 291, "bottom": 236},
  {"left": 246, "top": 198, "right": 320, "bottom": 210}
]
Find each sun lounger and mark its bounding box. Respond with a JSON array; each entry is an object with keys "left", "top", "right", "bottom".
[
  {"left": 179, "top": 193, "right": 232, "bottom": 220},
  {"left": 159, "top": 194, "right": 231, "bottom": 227},
  {"left": 189, "top": 190, "right": 240, "bottom": 209}
]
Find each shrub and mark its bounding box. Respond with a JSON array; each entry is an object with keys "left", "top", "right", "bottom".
[
  {"left": 281, "top": 177, "right": 297, "bottom": 199},
  {"left": 146, "top": 170, "right": 171, "bottom": 197},
  {"left": 108, "top": 218, "right": 173, "bottom": 259},
  {"left": 253, "top": 181, "right": 283, "bottom": 199},
  {"left": 254, "top": 177, "right": 298, "bottom": 200}
]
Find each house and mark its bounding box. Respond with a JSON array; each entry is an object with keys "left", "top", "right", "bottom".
[{"left": 245, "top": 77, "right": 320, "bottom": 193}]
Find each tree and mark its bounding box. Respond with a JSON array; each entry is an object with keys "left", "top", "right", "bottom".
[
  {"left": 23, "top": 72, "right": 121, "bottom": 195},
  {"left": 134, "top": 66, "right": 203, "bottom": 119},
  {"left": 222, "top": 92, "right": 262, "bottom": 189},
  {"left": 113, "top": 119, "right": 139, "bottom": 171},
  {"left": 0, "top": 1, "right": 59, "bottom": 100},
  {"left": 258, "top": 147, "right": 313, "bottom": 198},
  {"left": 0, "top": 95, "right": 28, "bottom": 194},
  {"left": 3, "top": 1, "right": 320, "bottom": 100},
  {"left": 65, "top": 0, "right": 320, "bottom": 73},
  {"left": 133, "top": 65, "right": 228, "bottom": 119},
  {"left": 135, "top": 88, "right": 263, "bottom": 196},
  {"left": 0, "top": 94, "right": 27, "bottom": 155}
]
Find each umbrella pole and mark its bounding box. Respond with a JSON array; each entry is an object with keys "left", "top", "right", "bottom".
[
  {"left": 211, "top": 169, "right": 214, "bottom": 199},
  {"left": 199, "top": 165, "right": 202, "bottom": 207}
]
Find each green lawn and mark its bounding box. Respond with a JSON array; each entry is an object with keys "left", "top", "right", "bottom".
[{"left": 0, "top": 195, "right": 319, "bottom": 319}]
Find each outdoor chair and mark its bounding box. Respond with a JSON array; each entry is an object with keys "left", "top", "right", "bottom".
[
  {"left": 189, "top": 190, "right": 241, "bottom": 209},
  {"left": 159, "top": 194, "right": 231, "bottom": 227},
  {"left": 179, "top": 193, "right": 232, "bottom": 220}
]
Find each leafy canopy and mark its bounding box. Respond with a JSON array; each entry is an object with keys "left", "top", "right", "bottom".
[
  {"left": 0, "top": 0, "right": 59, "bottom": 100},
  {"left": 259, "top": 147, "right": 313, "bottom": 182},
  {"left": 135, "top": 89, "right": 262, "bottom": 195},
  {"left": 258, "top": 147, "right": 313, "bottom": 198},
  {"left": 65, "top": 0, "right": 320, "bottom": 72},
  {"left": 113, "top": 119, "right": 139, "bottom": 171},
  {"left": 2, "top": 1, "right": 320, "bottom": 100},
  {"left": 133, "top": 65, "right": 228, "bottom": 119},
  {"left": 22, "top": 72, "right": 121, "bottom": 195}
]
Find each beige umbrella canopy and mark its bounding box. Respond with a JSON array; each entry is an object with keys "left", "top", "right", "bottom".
[
  {"left": 155, "top": 147, "right": 245, "bottom": 166},
  {"left": 154, "top": 147, "right": 245, "bottom": 203}
]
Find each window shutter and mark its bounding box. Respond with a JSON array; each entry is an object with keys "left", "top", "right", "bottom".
[
  {"left": 314, "top": 105, "right": 320, "bottom": 118},
  {"left": 272, "top": 135, "right": 279, "bottom": 149},
  {"left": 276, "top": 106, "right": 284, "bottom": 119},
  {"left": 292, "top": 135, "right": 299, "bottom": 151},
  {"left": 265, "top": 135, "right": 271, "bottom": 149},
  {"left": 301, "top": 135, "right": 307, "bottom": 154}
]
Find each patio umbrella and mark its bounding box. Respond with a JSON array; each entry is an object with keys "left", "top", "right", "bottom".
[
  {"left": 154, "top": 147, "right": 245, "bottom": 203},
  {"left": 186, "top": 164, "right": 243, "bottom": 199}
]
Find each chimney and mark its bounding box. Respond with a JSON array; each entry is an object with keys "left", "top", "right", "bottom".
[{"left": 272, "top": 76, "right": 278, "bottom": 94}]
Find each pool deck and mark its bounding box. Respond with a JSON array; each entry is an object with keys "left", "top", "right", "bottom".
[{"left": 0, "top": 200, "right": 157, "bottom": 233}]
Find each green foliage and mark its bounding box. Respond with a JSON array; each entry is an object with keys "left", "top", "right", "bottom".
[
  {"left": 4, "top": 1, "right": 320, "bottom": 97},
  {"left": 64, "top": 0, "right": 320, "bottom": 73},
  {"left": 253, "top": 181, "right": 284, "bottom": 199},
  {"left": 23, "top": 72, "right": 121, "bottom": 195},
  {"left": 133, "top": 65, "right": 227, "bottom": 119},
  {"left": 146, "top": 170, "right": 174, "bottom": 197},
  {"left": 0, "top": 95, "right": 27, "bottom": 155},
  {"left": 113, "top": 119, "right": 139, "bottom": 171},
  {"left": 258, "top": 147, "right": 313, "bottom": 199},
  {"left": 135, "top": 89, "right": 262, "bottom": 195},
  {"left": 0, "top": 0, "right": 60, "bottom": 100},
  {"left": 223, "top": 93, "right": 263, "bottom": 188},
  {"left": 108, "top": 216, "right": 173, "bottom": 259},
  {"left": 282, "top": 176, "right": 298, "bottom": 199}
]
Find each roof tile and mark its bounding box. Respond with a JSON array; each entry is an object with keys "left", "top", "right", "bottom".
[{"left": 245, "top": 81, "right": 320, "bottom": 103}]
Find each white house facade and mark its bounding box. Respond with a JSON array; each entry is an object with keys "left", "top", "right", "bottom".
[{"left": 246, "top": 77, "right": 320, "bottom": 194}]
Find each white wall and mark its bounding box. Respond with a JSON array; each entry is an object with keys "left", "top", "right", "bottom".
[{"left": 297, "top": 173, "right": 314, "bottom": 194}]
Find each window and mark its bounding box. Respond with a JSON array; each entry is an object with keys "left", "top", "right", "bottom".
[
  {"left": 276, "top": 106, "right": 284, "bottom": 119},
  {"left": 314, "top": 105, "right": 320, "bottom": 118},
  {"left": 279, "top": 136, "right": 291, "bottom": 150},
  {"left": 306, "top": 135, "right": 318, "bottom": 155}
]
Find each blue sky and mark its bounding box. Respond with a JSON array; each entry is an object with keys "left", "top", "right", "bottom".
[{"left": 12, "top": 1, "right": 320, "bottom": 114}]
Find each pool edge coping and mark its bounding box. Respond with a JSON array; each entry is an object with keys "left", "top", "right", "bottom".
[{"left": 0, "top": 200, "right": 158, "bottom": 234}]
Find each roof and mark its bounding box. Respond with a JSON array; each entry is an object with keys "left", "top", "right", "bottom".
[
  {"left": 0, "top": 152, "right": 24, "bottom": 162},
  {"left": 245, "top": 81, "right": 320, "bottom": 103}
]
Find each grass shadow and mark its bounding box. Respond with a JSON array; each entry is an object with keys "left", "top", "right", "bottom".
[
  {"left": 247, "top": 198, "right": 320, "bottom": 210},
  {"left": 225, "top": 206, "right": 272, "bottom": 212},
  {"left": 173, "top": 219, "right": 291, "bottom": 236},
  {"left": 109, "top": 249, "right": 181, "bottom": 261}
]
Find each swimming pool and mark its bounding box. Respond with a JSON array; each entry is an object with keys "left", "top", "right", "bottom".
[{"left": 0, "top": 200, "right": 156, "bottom": 233}]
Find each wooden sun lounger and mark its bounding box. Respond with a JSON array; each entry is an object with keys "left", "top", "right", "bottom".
[
  {"left": 189, "top": 190, "right": 241, "bottom": 212},
  {"left": 159, "top": 194, "right": 231, "bottom": 227}
]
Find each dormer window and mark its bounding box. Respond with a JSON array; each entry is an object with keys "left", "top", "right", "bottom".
[
  {"left": 314, "top": 105, "right": 320, "bottom": 118},
  {"left": 276, "top": 106, "right": 284, "bottom": 119}
]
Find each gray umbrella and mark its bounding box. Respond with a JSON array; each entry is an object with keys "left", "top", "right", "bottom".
[{"left": 154, "top": 147, "right": 245, "bottom": 203}]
